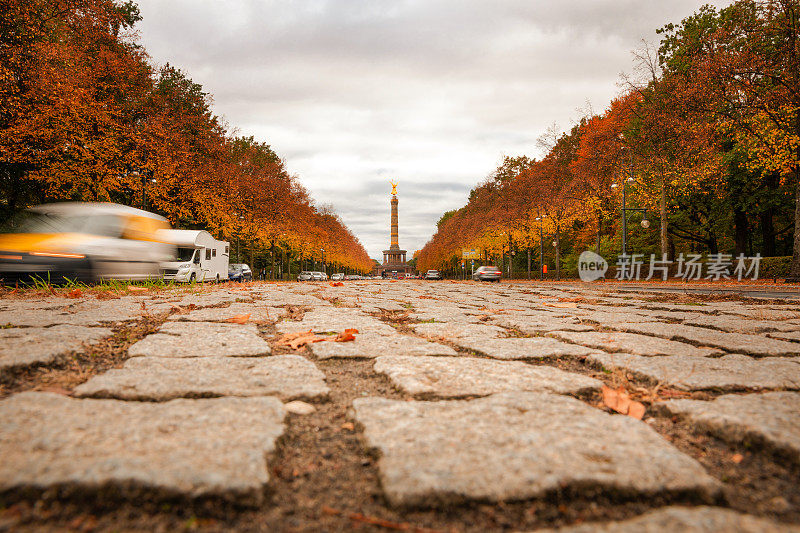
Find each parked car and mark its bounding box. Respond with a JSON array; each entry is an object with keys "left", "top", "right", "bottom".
[
  {"left": 473, "top": 265, "right": 502, "bottom": 282},
  {"left": 0, "top": 202, "right": 174, "bottom": 284},
  {"left": 298, "top": 271, "right": 314, "bottom": 281},
  {"left": 228, "top": 263, "right": 252, "bottom": 282},
  {"left": 319, "top": 272, "right": 329, "bottom": 281},
  {"left": 331, "top": 273, "right": 345, "bottom": 281},
  {"left": 424, "top": 270, "right": 442, "bottom": 280}
]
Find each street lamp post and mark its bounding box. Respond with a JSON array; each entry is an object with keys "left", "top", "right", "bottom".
[
  {"left": 130, "top": 170, "right": 156, "bottom": 211},
  {"left": 611, "top": 177, "right": 649, "bottom": 256},
  {"left": 321, "top": 248, "right": 325, "bottom": 276}
]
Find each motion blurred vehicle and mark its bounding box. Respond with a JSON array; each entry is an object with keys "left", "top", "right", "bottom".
[
  {"left": 331, "top": 273, "right": 344, "bottom": 281},
  {"left": 297, "top": 271, "right": 314, "bottom": 281},
  {"left": 0, "top": 202, "right": 174, "bottom": 284},
  {"left": 473, "top": 265, "right": 502, "bottom": 282},
  {"left": 228, "top": 263, "right": 252, "bottom": 282},
  {"left": 159, "top": 230, "right": 229, "bottom": 283},
  {"left": 424, "top": 270, "right": 442, "bottom": 280}
]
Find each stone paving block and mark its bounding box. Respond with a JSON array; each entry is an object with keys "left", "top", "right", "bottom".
[
  {"left": 309, "top": 333, "right": 457, "bottom": 359},
  {"left": 589, "top": 353, "right": 800, "bottom": 391},
  {"left": 489, "top": 316, "right": 594, "bottom": 334},
  {"left": 128, "top": 322, "right": 271, "bottom": 357},
  {"left": 616, "top": 322, "right": 800, "bottom": 356},
  {"left": 0, "top": 392, "right": 285, "bottom": 505},
  {"left": 74, "top": 354, "right": 328, "bottom": 401},
  {"left": 168, "top": 303, "right": 286, "bottom": 323},
  {"left": 352, "top": 392, "right": 719, "bottom": 506},
  {"left": 578, "top": 311, "right": 659, "bottom": 325},
  {"left": 549, "top": 331, "right": 720, "bottom": 357},
  {"left": 170, "top": 292, "right": 239, "bottom": 307},
  {"left": 0, "top": 298, "right": 169, "bottom": 327},
  {"left": 659, "top": 392, "right": 800, "bottom": 462},
  {"left": 275, "top": 308, "right": 395, "bottom": 335},
  {"left": 0, "top": 325, "right": 112, "bottom": 375},
  {"left": 374, "top": 355, "right": 602, "bottom": 397},
  {"left": 411, "top": 322, "right": 507, "bottom": 341},
  {"left": 456, "top": 337, "right": 597, "bottom": 359},
  {"left": 532, "top": 505, "right": 800, "bottom": 532}
]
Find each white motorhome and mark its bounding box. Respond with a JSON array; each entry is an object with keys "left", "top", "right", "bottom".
[{"left": 157, "top": 229, "right": 229, "bottom": 282}]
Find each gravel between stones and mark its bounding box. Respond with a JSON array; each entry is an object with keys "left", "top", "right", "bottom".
[
  {"left": 309, "top": 332, "right": 457, "bottom": 359},
  {"left": 659, "top": 392, "right": 800, "bottom": 462},
  {"left": 352, "top": 392, "right": 720, "bottom": 507},
  {"left": 0, "top": 392, "right": 285, "bottom": 505}
]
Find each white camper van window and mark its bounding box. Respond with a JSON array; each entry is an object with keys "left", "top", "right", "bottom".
[
  {"left": 212, "top": 249, "right": 217, "bottom": 257},
  {"left": 225, "top": 246, "right": 229, "bottom": 254},
  {"left": 176, "top": 248, "right": 195, "bottom": 261},
  {"left": 205, "top": 249, "right": 211, "bottom": 260}
]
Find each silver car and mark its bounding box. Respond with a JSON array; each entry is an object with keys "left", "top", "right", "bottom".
[
  {"left": 297, "top": 271, "right": 314, "bottom": 281},
  {"left": 473, "top": 266, "right": 502, "bottom": 282}
]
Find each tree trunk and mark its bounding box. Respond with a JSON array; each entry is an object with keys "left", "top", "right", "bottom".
[
  {"left": 733, "top": 207, "right": 749, "bottom": 256},
  {"left": 527, "top": 249, "right": 531, "bottom": 280},
  {"left": 596, "top": 211, "right": 602, "bottom": 253},
  {"left": 761, "top": 208, "right": 775, "bottom": 256},
  {"left": 790, "top": 178, "right": 800, "bottom": 279},
  {"left": 660, "top": 181, "right": 668, "bottom": 259},
  {"left": 555, "top": 223, "right": 561, "bottom": 281},
  {"left": 762, "top": 172, "right": 778, "bottom": 256},
  {"left": 270, "top": 241, "right": 275, "bottom": 280}
]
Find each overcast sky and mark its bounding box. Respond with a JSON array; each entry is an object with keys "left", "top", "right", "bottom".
[{"left": 134, "top": 0, "right": 726, "bottom": 260}]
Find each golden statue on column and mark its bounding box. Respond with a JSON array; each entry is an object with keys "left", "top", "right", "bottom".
[{"left": 390, "top": 181, "right": 398, "bottom": 196}]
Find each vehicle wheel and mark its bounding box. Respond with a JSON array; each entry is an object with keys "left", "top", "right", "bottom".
[
  {"left": 216, "top": 274, "right": 220, "bottom": 283},
  {"left": 189, "top": 273, "right": 196, "bottom": 283}
]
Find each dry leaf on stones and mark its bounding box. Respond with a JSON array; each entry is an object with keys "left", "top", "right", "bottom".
[
  {"left": 601, "top": 385, "right": 646, "bottom": 420},
  {"left": 225, "top": 314, "right": 251, "bottom": 324},
  {"left": 276, "top": 330, "right": 326, "bottom": 350},
  {"left": 127, "top": 285, "right": 148, "bottom": 292},
  {"left": 67, "top": 288, "right": 82, "bottom": 298}
]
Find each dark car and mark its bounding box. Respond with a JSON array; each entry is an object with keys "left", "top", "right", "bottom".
[
  {"left": 424, "top": 270, "right": 442, "bottom": 280},
  {"left": 473, "top": 265, "right": 501, "bottom": 282},
  {"left": 228, "top": 263, "right": 252, "bottom": 282}
]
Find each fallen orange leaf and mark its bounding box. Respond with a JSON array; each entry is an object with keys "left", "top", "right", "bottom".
[
  {"left": 225, "top": 313, "right": 251, "bottom": 324},
  {"left": 127, "top": 285, "right": 148, "bottom": 292},
  {"left": 732, "top": 453, "right": 744, "bottom": 464},
  {"left": 330, "top": 282, "right": 344, "bottom": 287},
  {"left": 67, "top": 288, "right": 82, "bottom": 298},
  {"left": 601, "top": 385, "right": 645, "bottom": 420},
  {"left": 276, "top": 330, "right": 326, "bottom": 350},
  {"left": 335, "top": 332, "right": 356, "bottom": 342}
]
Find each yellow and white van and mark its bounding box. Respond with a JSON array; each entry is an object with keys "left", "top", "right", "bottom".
[{"left": 0, "top": 202, "right": 174, "bottom": 284}]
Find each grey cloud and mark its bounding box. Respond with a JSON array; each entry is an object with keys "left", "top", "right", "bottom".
[{"left": 135, "top": 0, "right": 727, "bottom": 259}]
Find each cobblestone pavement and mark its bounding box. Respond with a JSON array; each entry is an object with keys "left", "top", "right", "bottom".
[{"left": 1, "top": 281, "right": 799, "bottom": 532}]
